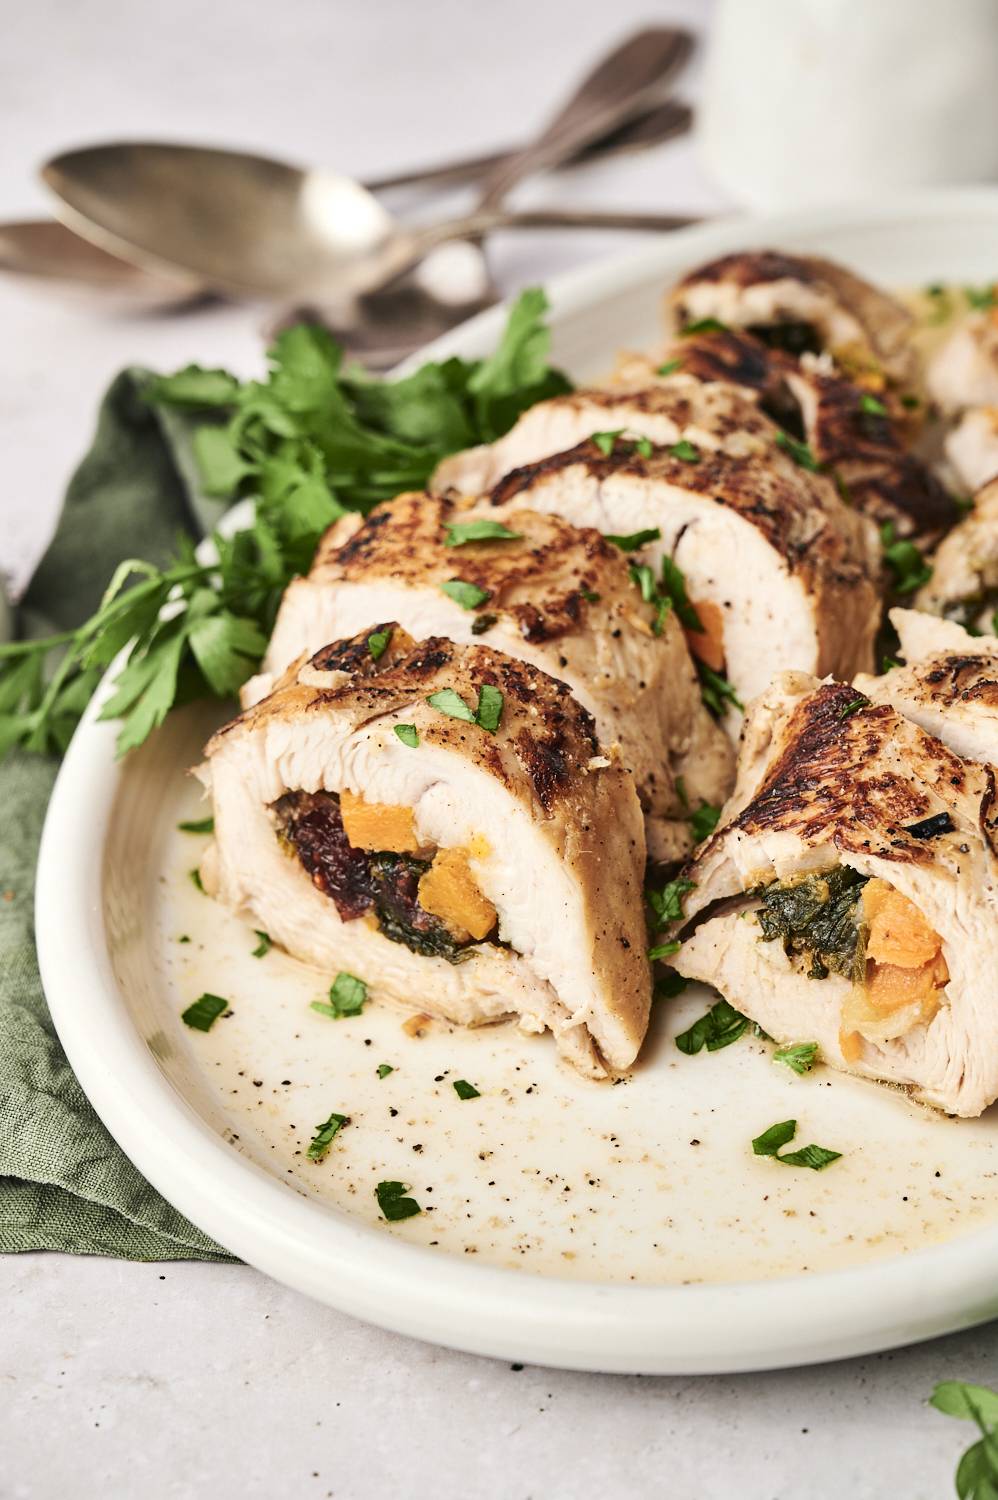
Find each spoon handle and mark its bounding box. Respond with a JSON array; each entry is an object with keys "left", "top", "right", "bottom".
[
  {"left": 364, "top": 99, "right": 692, "bottom": 195},
  {"left": 419, "top": 207, "right": 704, "bottom": 243},
  {"left": 473, "top": 27, "right": 693, "bottom": 213}
]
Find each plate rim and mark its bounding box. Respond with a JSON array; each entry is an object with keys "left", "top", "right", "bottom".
[{"left": 37, "top": 184, "right": 998, "bottom": 1375}]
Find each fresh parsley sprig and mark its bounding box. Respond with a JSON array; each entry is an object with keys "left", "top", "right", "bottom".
[
  {"left": 1, "top": 291, "right": 569, "bottom": 761},
  {"left": 931, "top": 1379, "right": 998, "bottom": 1498}
]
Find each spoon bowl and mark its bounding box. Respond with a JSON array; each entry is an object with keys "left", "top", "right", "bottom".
[
  {"left": 42, "top": 143, "right": 399, "bottom": 302},
  {"left": 0, "top": 218, "right": 201, "bottom": 310}
]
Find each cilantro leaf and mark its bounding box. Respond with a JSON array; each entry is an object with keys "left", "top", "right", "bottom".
[
  {"left": 178, "top": 816, "right": 214, "bottom": 834},
  {"left": 648, "top": 940, "right": 681, "bottom": 961},
  {"left": 377, "top": 1063, "right": 395, "bottom": 1079},
  {"left": 646, "top": 876, "right": 695, "bottom": 927},
  {"left": 310, "top": 971, "right": 368, "bottom": 1020},
  {"left": 881, "top": 521, "right": 933, "bottom": 596},
  {"left": 181, "top": 993, "right": 229, "bottom": 1032},
  {"left": 307, "top": 1111, "right": 349, "bottom": 1161},
  {"left": 752, "top": 1118, "right": 841, "bottom": 1169},
  {"left": 475, "top": 684, "right": 503, "bottom": 733},
  {"left": 394, "top": 724, "right": 419, "bottom": 748},
  {"left": 606, "top": 527, "right": 661, "bottom": 553},
  {"left": 367, "top": 628, "right": 392, "bottom": 661},
  {"left": 375, "top": 1180, "right": 422, "bottom": 1222},
  {"left": 251, "top": 930, "right": 272, "bottom": 958},
  {"left": 440, "top": 579, "right": 492, "bottom": 611},
  {"left": 773, "top": 1042, "right": 819, "bottom": 1074},
  {"left": 775, "top": 431, "right": 821, "bottom": 471},
  {"left": 444, "top": 520, "right": 522, "bottom": 547},
  {"left": 452, "top": 1079, "right": 480, "bottom": 1100},
  {"left": 689, "top": 802, "right": 720, "bottom": 842},
  {"left": 668, "top": 439, "right": 701, "bottom": 463},
  {"left": 1, "top": 292, "right": 569, "bottom": 765},
  {"left": 697, "top": 662, "right": 743, "bottom": 716},
  {"left": 427, "top": 688, "right": 476, "bottom": 723},
  {"left": 657, "top": 357, "right": 683, "bottom": 376},
  {"left": 681, "top": 318, "right": 728, "bottom": 335},
  {"left": 675, "top": 999, "right": 748, "bottom": 1054}
]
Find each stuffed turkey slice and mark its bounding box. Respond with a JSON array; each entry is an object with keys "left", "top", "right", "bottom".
[
  {"left": 430, "top": 378, "right": 779, "bottom": 497},
  {"left": 197, "top": 629, "right": 651, "bottom": 1078},
  {"left": 242, "top": 492, "right": 733, "bottom": 862},
  {"left": 670, "top": 676, "right": 998, "bottom": 1116},
  {"left": 915, "top": 477, "right": 998, "bottom": 631},
  {"left": 480, "top": 433, "right": 881, "bottom": 732},
  {"left": 856, "top": 607, "right": 998, "bottom": 767},
  {"left": 663, "top": 249, "right": 917, "bottom": 386}
]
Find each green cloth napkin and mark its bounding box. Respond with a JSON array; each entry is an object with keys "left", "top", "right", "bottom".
[{"left": 1, "top": 371, "right": 235, "bottom": 1260}]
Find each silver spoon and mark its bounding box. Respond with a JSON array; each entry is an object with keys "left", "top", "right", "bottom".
[
  {"left": 40, "top": 28, "right": 695, "bottom": 310},
  {"left": 0, "top": 219, "right": 202, "bottom": 310},
  {"left": 41, "top": 144, "right": 698, "bottom": 307}
]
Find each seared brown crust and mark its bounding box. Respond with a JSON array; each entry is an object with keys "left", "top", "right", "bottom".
[
  {"left": 787, "top": 370, "right": 957, "bottom": 539},
  {"left": 667, "top": 249, "right": 916, "bottom": 383},
  {"left": 730, "top": 680, "right": 998, "bottom": 864},
  {"left": 489, "top": 436, "right": 872, "bottom": 595},
  {"left": 309, "top": 491, "right": 628, "bottom": 645},
  {"left": 211, "top": 627, "right": 602, "bottom": 817},
  {"left": 665, "top": 327, "right": 793, "bottom": 397},
  {"left": 676, "top": 250, "right": 828, "bottom": 292},
  {"left": 920, "top": 654, "right": 998, "bottom": 709}
]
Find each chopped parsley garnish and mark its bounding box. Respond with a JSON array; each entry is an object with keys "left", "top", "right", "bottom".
[
  {"left": 900, "top": 393, "right": 921, "bottom": 410},
  {"left": 905, "top": 811, "right": 954, "bottom": 840},
  {"left": 657, "top": 357, "right": 683, "bottom": 376},
  {"left": 367, "top": 627, "right": 392, "bottom": 660},
  {"left": 181, "top": 993, "right": 229, "bottom": 1032},
  {"left": 773, "top": 1042, "right": 819, "bottom": 1075},
  {"left": 394, "top": 724, "right": 419, "bottom": 748},
  {"left": 837, "top": 696, "right": 867, "bottom": 720},
  {"left": 0, "top": 289, "right": 566, "bottom": 762},
  {"left": 859, "top": 393, "right": 888, "bottom": 417},
  {"left": 251, "top": 930, "right": 272, "bottom": 958},
  {"left": 681, "top": 317, "right": 728, "bottom": 335},
  {"left": 178, "top": 934, "right": 191, "bottom": 944},
  {"left": 751, "top": 1118, "right": 841, "bottom": 1170},
  {"left": 591, "top": 429, "right": 624, "bottom": 456},
  {"left": 444, "top": 519, "right": 522, "bottom": 547},
  {"left": 178, "top": 816, "right": 214, "bottom": 834},
  {"left": 375, "top": 1180, "right": 422, "bottom": 1221},
  {"left": 189, "top": 867, "right": 206, "bottom": 894},
  {"left": 697, "top": 662, "right": 743, "bottom": 716},
  {"left": 648, "top": 939, "right": 681, "bottom": 961},
  {"left": 606, "top": 527, "right": 661, "bottom": 553},
  {"left": 452, "top": 1079, "right": 481, "bottom": 1100},
  {"left": 579, "top": 588, "right": 600, "bottom": 604},
  {"left": 654, "top": 970, "right": 687, "bottom": 1001},
  {"left": 675, "top": 998, "right": 748, "bottom": 1054},
  {"left": 307, "top": 1111, "right": 349, "bottom": 1161},
  {"left": 470, "top": 612, "right": 498, "bottom": 635},
  {"left": 475, "top": 684, "right": 504, "bottom": 733},
  {"left": 310, "top": 971, "right": 368, "bottom": 1020},
  {"left": 775, "top": 431, "right": 821, "bottom": 471},
  {"left": 965, "top": 283, "right": 998, "bottom": 311},
  {"left": 668, "top": 439, "right": 701, "bottom": 463},
  {"left": 674, "top": 775, "right": 689, "bottom": 809},
  {"left": 659, "top": 556, "right": 703, "bottom": 633},
  {"left": 377, "top": 1063, "right": 394, "bottom": 1079},
  {"left": 427, "top": 687, "right": 476, "bottom": 723},
  {"left": 646, "top": 876, "right": 695, "bottom": 927},
  {"left": 931, "top": 1378, "right": 998, "bottom": 1494},
  {"left": 427, "top": 685, "right": 502, "bottom": 732},
  {"left": 880, "top": 521, "right": 933, "bottom": 595},
  {"left": 440, "top": 578, "right": 492, "bottom": 611},
  {"left": 689, "top": 802, "right": 720, "bottom": 842}
]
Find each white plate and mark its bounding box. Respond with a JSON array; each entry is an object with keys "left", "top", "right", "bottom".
[{"left": 37, "top": 188, "right": 998, "bottom": 1375}]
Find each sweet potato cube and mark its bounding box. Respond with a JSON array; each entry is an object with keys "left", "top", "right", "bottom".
[
  {"left": 340, "top": 790, "right": 421, "bottom": 854},
  {"left": 418, "top": 846, "right": 497, "bottom": 942}
]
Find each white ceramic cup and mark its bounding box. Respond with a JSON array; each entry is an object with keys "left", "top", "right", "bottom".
[{"left": 699, "top": 0, "right": 998, "bottom": 210}]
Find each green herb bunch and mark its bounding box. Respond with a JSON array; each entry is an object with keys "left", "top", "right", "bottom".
[{"left": 0, "top": 291, "right": 570, "bottom": 759}]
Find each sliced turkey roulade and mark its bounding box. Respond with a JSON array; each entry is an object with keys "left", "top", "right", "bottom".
[
  {"left": 431, "top": 379, "right": 780, "bottom": 497},
  {"left": 669, "top": 676, "right": 998, "bottom": 1116},
  {"left": 855, "top": 607, "right": 998, "bottom": 767},
  {"left": 663, "top": 249, "right": 917, "bottom": 386},
  {"left": 197, "top": 629, "right": 651, "bottom": 1077},
  {"left": 477, "top": 433, "right": 881, "bottom": 732},
  {"left": 242, "top": 492, "right": 733, "bottom": 862}
]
